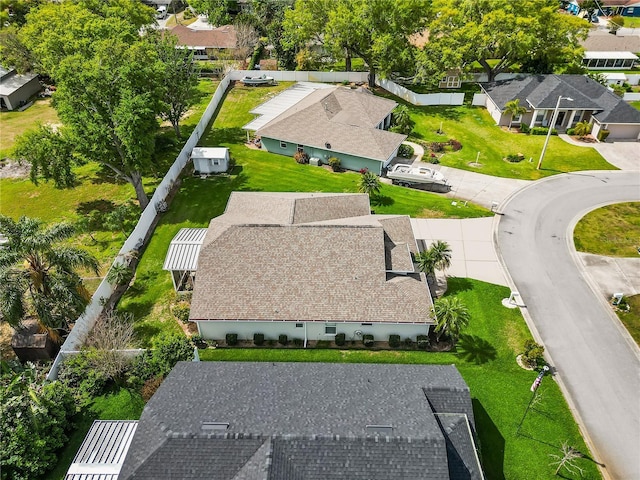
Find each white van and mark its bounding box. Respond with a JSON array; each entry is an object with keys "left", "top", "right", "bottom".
[{"left": 156, "top": 5, "right": 167, "bottom": 19}]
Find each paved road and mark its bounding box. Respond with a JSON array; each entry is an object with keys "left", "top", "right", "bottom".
[{"left": 496, "top": 171, "right": 640, "bottom": 480}]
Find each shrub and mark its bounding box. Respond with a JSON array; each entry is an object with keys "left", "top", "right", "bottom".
[
  {"left": 398, "top": 143, "right": 414, "bottom": 158},
  {"left": 531, "top": 127, "right": 558, "bottom": 136},
  {"left": 335, "top": 333, "right": 346, "bottom": 346},
  {"left": 597, "top": 129, "right": 610, "bottom": 142},
  {"left": 363, "top": 334, "right": 374, "bottom": 347},
  {"left": 430, "top": 142, "right": 445, "bottom": 153},
  {"left": 404, "top": 337, "right": 413, "bottom": 347},
  {"left": 293, "top": 338, "right": 304, "bottom": 347},
  {"left": 58, "top": 352, "right": 110, "bottom": 399},
  {"left": 278, "top": 334, "right": 288, "bottom": 346},
  {"left": 417, "top": 335, "right": 429, "bottom": 350},
  {"left": 128, "top": 335, "right": 194, "bottom": 387},
  {"left": 522, "top": 339, "right": 545, "bottom": 368},
  {"left": 141, "top": 375, "right": 163, "bottom": 402},
  {"left": 106, "top": 263, "right": 134, "bottom": 286},
  {"left": 172, "top": 301, "right": 191, "bottom": 323},
  {"left": 328, "top": 157, "right": 341, "bottom": 172},
  {"left": 253, "top": 333, "right": 265, "bottom": 346},
  {"left": 505, "top": 154, "right": 523, "bottom": 163},
  {"left": 389, "top": 334, "right": 401, "bottom": 348},
  {"left": 225, "top": 333, "right": 238, "bottom": 346},
  {"left": 519, "top": 123, "right": 530, "bottom": 134},
  {"left": 449, "top": 139, "right": 462, "bottom": 151},
  {"left": 316, "top": 340, "right": 331, "bottom": 348},
  {"left": 294, "top": 150, "right": 309, "bottom": 164}
]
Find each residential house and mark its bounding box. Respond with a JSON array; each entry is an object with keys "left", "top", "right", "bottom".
[
  {"left": 184, "top": 191, "right": 434, "bottom": 343},
  {"left": 590, "top": 0, "right": 640, "bottom": 17},
  {"left": 0, "top": 67, "right": 41, "bottom": 110},
  {"left": 103, "top": 361, "right": 483, "bottom": 479},
  {"left": 480, "top": 74, "right": 640, "bottom": 140},
  {"left": 245, "top": 83, "right": 406, "bottom": 175},
  {"left": 581, "top": 30, "right": 640, "bottom": 71},
  {"left": 168, "top": 24, "right": 237, "bottom": 60}
]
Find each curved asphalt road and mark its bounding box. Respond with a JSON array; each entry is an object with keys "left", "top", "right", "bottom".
[{"left": 496, "top": 171, "right": 640, "bottom": 480}]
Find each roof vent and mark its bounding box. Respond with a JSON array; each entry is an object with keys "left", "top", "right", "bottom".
[
  {"left": 366, "top": 425, "right": 393, "bottom": 435},
  {"left": 201, "top": 422, "right": 229, "bottom": 431},
  {"left": 325, "top": 142, "right": 331, "bottom": 149}
]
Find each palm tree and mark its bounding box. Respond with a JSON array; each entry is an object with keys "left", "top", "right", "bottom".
[
  {"left": 416, "top": 248, "right": 437, "bottom": 280},
  {"left": 573, "top": 121, "right": 592, "bottom": 139},
  {"left": 429, "top": 240, "right": 452, "bottom": 274},
  {"left": 433, "top": 296, "right": 470, "bottom": 346},
  {"left": 504, "top": 99, "right": 527, "bottom": 131},
  {"left": 0, "top": 215, "right": 99, "bottom": 336},
  {"left": 358, "top": 171, "right": 381, "bottom": 198}
]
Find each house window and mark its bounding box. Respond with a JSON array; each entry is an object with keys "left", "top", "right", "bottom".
[
  {"left": 536, "top": 112, "right": 545, "bottom": 123},
  {"left": 325, "top": 323, "right": 337, "bottom": 335},
  {"left": 361, "top": 323, "right": 372, "bottom": 326},
  {"left": 446, "top": 76, "right": 461, "bottom": 88},
  {"left": 512, "top": 114, "right": 522, "bottom": 124},
  {"left": 296, "top": 323, "right": 303, "bottom": 328},
  {"left": 297, "top": 144, "right": 304, "bottom": 152},
  {"left": 212, "top": 159, "right": 220, "bottom": 165},
  {"left": 280, "top": 141, "right": 287, "bottom": 149}
]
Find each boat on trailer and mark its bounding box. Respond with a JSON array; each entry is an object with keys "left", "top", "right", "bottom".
[
  {"left": 386, "top": 163, "right": 447, "bottom": 187},
  {"left": 241, "top": 74, "right": 275, "bottom": 86}
]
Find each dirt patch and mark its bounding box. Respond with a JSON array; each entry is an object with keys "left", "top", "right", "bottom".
[
  {"left": 0, "top": 159, "right": 31, "bottom": 179},
  {"left": 571, "top": 135, "right": 597, "bottom": 144}
]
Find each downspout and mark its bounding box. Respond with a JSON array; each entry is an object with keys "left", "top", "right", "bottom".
[{"left": 304, "top": 322, "right": 308, "bottom": 348}]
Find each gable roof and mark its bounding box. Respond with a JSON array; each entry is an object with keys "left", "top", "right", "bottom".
[
  {"left": 189, "top": 192, "right": 432, "bottom": 324},
  {"left": 255, "top": 86, "right": 407, "bottom": 162},
  {"left": 480, "top": 74, "right": 640, "bottom": 125},
  {"left": 168, "top": 24, "right": 237, "bottom": 49},
  {"left": 119, "top": 362, "right": 482, "bottom": 480}
]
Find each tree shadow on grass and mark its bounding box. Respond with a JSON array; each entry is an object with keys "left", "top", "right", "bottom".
[
  {"left": 455, "top": 334, "right": 497, "bottom": 364},
  {"left": 473, "top": 398, "right": 505, "bottom": 480},
  {"left": 371, "top": 195, "right": 394, "bottom": 207},
  {"left": 77, "top": 199, "right": 117, "bottom": 215},
  {"left": 199, "top": 126, "right": 246, "bottom": 147},
  {"left": 444, "top": 277, "right": 475, "bottom": 295},
  {"left": 516, "top": 431, "right": 605, "bottom": 470}
]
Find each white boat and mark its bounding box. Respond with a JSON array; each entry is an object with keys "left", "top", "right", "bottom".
[
  {"left": 386, "top": 163, "right": 447, "bottom": 187},
  {"left": 241, "top": 74, "right": 275, "bottom": 86}
]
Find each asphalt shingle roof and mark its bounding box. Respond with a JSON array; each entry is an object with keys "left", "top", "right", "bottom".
[
  {"left": 190, "top": 192, "right": 432, "bottom": 324},
  {"left": 119, "top": 362, "right": 481, "bottom": 480},
  {"left": 255, "top": 86, "right": 407, "bottom": 162},
  {"left": 168, "top": 24, "right": 237, "bottom": 49}
]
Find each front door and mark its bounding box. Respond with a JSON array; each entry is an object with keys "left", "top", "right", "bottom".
[{"left": 555, "top": 111, "right": 566, "bottom": 128}]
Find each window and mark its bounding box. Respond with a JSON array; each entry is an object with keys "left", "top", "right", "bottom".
[
  {"left": 212, "top": 159, "right": 220, "bottom": 165},
  {"left": 296, "top": 323, "right": 303, "bottom": 328},
  {"left": 280, "top": 141, "right": 287, "bottom": 149},
  {"left": 325, "top": 323, "right": 337, "bottom": 335},
  {"left": 446, "top": 76, "right": 461, "bottom": 88},
  {"left": 512, "top": 114, "right": 522, "bottom": 124},
  {"left": 361, "top": 323, "right": 372, "bottom": 326},
  {"left": 366, "top": 425, "right": 394, "bottom": 435}
]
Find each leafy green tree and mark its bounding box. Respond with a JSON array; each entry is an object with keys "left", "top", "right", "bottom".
[
  {"left": 358, "top": 171, "right": 382, "bottom": 197},
  {"left": 504, "top": 99, "right": 527, "bottom": 131},
  {"left": 0, "top": 0, "right": 41, "bottom": 27},
  {"left": 154, "top": 33, "right": 200, "bottom": 139},
  {"left": 423, "top": 0, "right": 589, "bottom": 82},
  {"left": 0, "top": 215, "right": 99, "bottom": 333},
  {"left": 433, "top": 296, "right": 470, "bottom": 345},
  {"left": 0, "top": 361, "right": 77, "bottom": 480},
  {"left": 609, "top": 15, "right": 624, "bottom": 33},
  {"left": 580, "top": 0, "right": 598, "bottom": 18},
  {"left": 106, "top": 262, "right": 135, "bottom": 286},
  {"left": 188, "top": 0, "right": 231, "bottom": 26},
  {"left": 390, "top": 105, "right": 415, "bottom": 135},
  {"left": 284, "top": 0, "right": 430, "bottom": 86}
]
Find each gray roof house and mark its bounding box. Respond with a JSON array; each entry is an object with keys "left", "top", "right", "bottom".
[
  {"left": 186, "top": 192, "right": 434, "bottom": 343},
  {"left": 480, "top": 74, "right": 640, "bottom": 141},
  {"left": 246, "top": 84, "right": 407, "bottom": 175},
  {"left": 115, "top": 361, "right": 484, "bottom": 479}
]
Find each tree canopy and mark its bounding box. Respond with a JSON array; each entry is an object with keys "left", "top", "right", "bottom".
[
  {"left": 421, "top": 0, "right": 590, "bottom": 82},
  {"left": 283, "top": 0, "right": 431, "bottom": 85}
]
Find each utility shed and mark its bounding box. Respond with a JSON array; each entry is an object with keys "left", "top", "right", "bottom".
[
  {"left": 163, "top": 228, "right": 207, "bottom": 292},
  {"left": 0, "top": 67, "right": 41, "bottom": 110},
  {"left": 65, "top": 420, "right": 138, "bottom": 480},
  {"left": 191, "top": 147, "right": 229, "bottom": 174}
]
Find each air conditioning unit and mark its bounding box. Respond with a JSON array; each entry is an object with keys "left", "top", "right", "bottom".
[{"left": 309, "top": 157, "right": 321, "bottom": 166}]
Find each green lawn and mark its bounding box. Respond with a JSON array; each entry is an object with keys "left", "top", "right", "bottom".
[
  {"left": 620, "top": 16, "right": 640, "bottom": 27},
  {"left": 616, "top": 294, "right": 640, "bottom": 346},
  {"left": 120, "top": 83, "right": 490, "bottom": 346},
  {"left": 573, "top": 202, "right": 640, "bottom": 257},
  {"left": 631, "top": 101, "right": 640, "bottom": 111},
  {"left": 198, "top": 279, "right": 601, "bottom": 480},
  {"left": 0, "top": 98, "right": 60, "bottom": 158},
  {"left": 45, "top": 388, "right": 145, "bottom": 480}
]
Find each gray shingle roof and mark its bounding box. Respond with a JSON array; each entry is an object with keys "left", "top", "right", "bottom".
[
  {"left": 119, "top": 362, "right": 480, "bottom": 480},
  {"left": 255, "top": 86, "right": 407, "bottom": 162},
  {"left": 581, "top": 30, "right": 640, "bottom": 53},
  {"left": 190, "top": 192, "right": 431, "bottom": 324},
  {"left": 480, "top": 74, "right": 640, "bottom": 124}
]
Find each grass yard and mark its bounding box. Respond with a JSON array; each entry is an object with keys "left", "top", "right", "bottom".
[
  {"left": 45, "top": 388, "right": 145, "bottom": 480},
  {"left": 573, "top": 202, "right": 640, "bottom": 257},
  {"left": 631, "top": 101, "right": 640, "bottom": 111},
  {"left": 198, "top": 279, "right": 601, "bottom": 480},
  {"left": 619, "top": 16, "right": 640, "bottom": 27},
  {"left": 616, "top": 294, "right": 640, "bottom": 345},
  {"left": 375, "top": 92, "right": 615, "bottom": 180},
  {"left": 119, "top": 83, "right": 490, "bottom": 346},
  {"left": 0, "top": 98, "right": 59, "bottom": 158}
]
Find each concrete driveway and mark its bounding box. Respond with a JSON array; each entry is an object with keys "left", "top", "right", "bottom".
[
  {"left": 496, "top": 171, "right": 640, "bottom": 480},
  {"left": 559, "top": 135, "right": 639, "bottom": 171}
]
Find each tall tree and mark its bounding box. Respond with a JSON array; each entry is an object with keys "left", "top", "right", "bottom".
[
  {"left": 284, "top": 0, "right": 430, "bottom": 86},
  {"left": 423, "top": 0, "right": 589, "bottom": 82},
  {"left": 504, "top": 99, "right": 527, "bottom": 131},
  {"left": 0, "top": 215, "right": 100, "bottom": 334},
  {"left": 358, "top": 171, "right": 382, "bottom": 197},
  {"left": 433, "top": 296, "right": 470, "bottom": 346},
  {"left": 188, "top": 0, "right": 232, "bottom": 26}
]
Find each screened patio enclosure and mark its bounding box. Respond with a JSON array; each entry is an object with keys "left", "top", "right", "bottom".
[{"left": 163, "top": 228, "right": 207, "bottom": 292}]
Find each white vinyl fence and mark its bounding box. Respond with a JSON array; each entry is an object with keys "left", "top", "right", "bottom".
[
  {"left": 623, "top": 92, "right": 640, "bottom": 101},
  {"left": 228, "top": 70, "right": 368, "bottom": 83},
  {"left": 377, "top": 78, "right": 465, "bottom": 106},
  {"left": 472, "top": 93, "right": 487, "bottom": 106}
]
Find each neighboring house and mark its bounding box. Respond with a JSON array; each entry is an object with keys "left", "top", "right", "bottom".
[
  {"left": 591, "top": 0, "right": 640, "bottom": 17},
  {"left": 583, "top": 51, "right": 639, "bottom": 69},
  {"left": 245, "top": 83, "right": 406, "bottom": 175},
  {"left": 581, "top": 29, "right": 640, "bottom": 53},
  {"left": 480, "top": 74, "right": 640, "bottom": 140},
  {"left": 185, "top": 191, "right": 434, "bottom": 343},
  {"left": 168, "top": 24, "right": 237, "bottom": 60},
  {"left": 439, "top": 70, "right": 463, "bottom": 89},
  {"left": 0, "top": 67, "right": 41, "bottom": 110},
  {"left": 111, "top": 361, "right": 484, "bottom": 479},
  {"left": 191, "top": 146, "right": 230, "bottom": 174}
]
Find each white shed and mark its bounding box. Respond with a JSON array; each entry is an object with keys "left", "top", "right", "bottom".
[
  {"left": 163, "top": 228, "right": 207, "bottom": 292},
  {"left": 191, "top": 147, "right": 230, "bottom": 174}
]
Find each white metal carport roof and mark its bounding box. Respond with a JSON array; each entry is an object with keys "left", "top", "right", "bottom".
[
  {"left": 65, "top": 420, "right": 138, "bottom": 480},
  {"left": 243, "top": 82, "right": 334, "bottom": 131},
  {"left": 163, "top": 228, "right": 208, "bottom": 272}
]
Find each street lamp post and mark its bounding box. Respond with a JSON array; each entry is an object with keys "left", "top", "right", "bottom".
[{"left": 536, "top": 96, "right": 573, "bottom": 170}]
